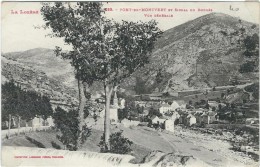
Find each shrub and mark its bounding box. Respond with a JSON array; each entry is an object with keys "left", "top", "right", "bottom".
[
  {"left": 25, "top": 136, "right": 45, "bottom": 148},
  {"left": 239, "top": 61, "right": 256, "bottom": 73},
  {"left": 51, "top": 141, "right": 62, "bottom": 150},
  {"left": 99, "top": 131, "right": 133, "bottom": 154}
]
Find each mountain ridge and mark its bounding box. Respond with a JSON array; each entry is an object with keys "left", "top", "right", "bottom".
[{"left": 1, "top": 12, "right": 259, "bottom": 97}]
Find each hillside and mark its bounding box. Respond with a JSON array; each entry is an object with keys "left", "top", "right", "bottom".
[
  {"left": 123, "top": 12, "right": 259, "bottom": 93},
  {"left": 1, "top": 13, "right": 259, "bottom": 97},
  {"left": 3, "top": 48, "right": 76, "bottom": 88},
  {"left": 1, "top": 56, "right": 78, "bottom": 106}
]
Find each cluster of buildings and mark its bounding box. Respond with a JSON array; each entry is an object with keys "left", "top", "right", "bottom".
[
  {"left": 2, "top": 116, "right": 54, "bottom": 130},
  {"left": 149, "top": 100, "right": 219, "bottom": 128},
  {"left": 91, "top": 84, "right": 254, "bottom": 133},
  {"left": 91, "top": 89, "right": 221, "bottom": 132}
]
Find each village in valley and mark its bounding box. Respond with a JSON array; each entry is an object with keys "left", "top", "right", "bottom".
[
  {"left": 1, "top": 2, "right": 259, "bottom": 167},
  {"left": 90, "top": 82, "right": 259, "bottom": 154}
]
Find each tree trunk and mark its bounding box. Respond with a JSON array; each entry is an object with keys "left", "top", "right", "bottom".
[
  {"left": 77, "top": 79, "right": 87, "bottom": 148},
  {"left": 8, "top": 114, "right": 11, "bottom": 138},
  {"left": 18, "top": 116, "right": 21, "bottom": 135},
  {"left": 104, "top": 81, "right": 113, "bottom": 151}
]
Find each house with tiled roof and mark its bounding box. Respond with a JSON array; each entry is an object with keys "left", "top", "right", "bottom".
[
  {"left": 201, "top": 111, "right": 218, "bottom": 124},
  {"left": 159, "top": 103, "right": 173, "bottom": 114},
  {"left": 151, "top": 115, "right": 166, "bottom": 125}
]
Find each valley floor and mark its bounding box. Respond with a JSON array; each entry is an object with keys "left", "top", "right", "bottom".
[{"left": 2, "top": 124, "right": 258, "bottom": 167}]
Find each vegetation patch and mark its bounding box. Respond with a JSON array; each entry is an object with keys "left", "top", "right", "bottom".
[
  {"left": 51, "top": 141, "right": 62, "bottom": 150},
  {"left": 99, "top": 131, "right": 133, "bottom": 154},
  {"left": 25, "top": 136, "right": 45, "bottom": 148}
]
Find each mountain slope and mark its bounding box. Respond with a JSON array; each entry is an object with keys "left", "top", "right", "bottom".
[
  {"left": 3, "top": 48, "right": 76, "bottom": 88},
  {"left": 124, "top": 12, "right": 259, "bottom": 93},
  {"left": 1, "top": 56, "right": 78, "bottom": 105},
  {"left": 2, "top": 13, "right": 259, "bottom": 97}
]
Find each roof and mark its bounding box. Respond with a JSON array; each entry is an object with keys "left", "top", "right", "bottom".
[
  {"left": 150, "top": 115, "right": 158, "bottom": 120},
  {"left": 201, "top": 113, "right": 208, "bottom": 116},
  {"left": 187, "top": 114, "right": 195, "bottom": 118},
  {"left": 160, "top": 116, "right": 169, "bottom": 120},
  {"left": 160, "top": 104, "right": 172, "bottom": 108},
  {"left": 173, "top": 100, "right": 186, "bottom": 105},
  {"left": 194, "top": 112, "right": 203, "bottom": 116}
]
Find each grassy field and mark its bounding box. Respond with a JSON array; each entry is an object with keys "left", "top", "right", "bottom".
[{"left": 1, "top": 128, "right": 151, "bottom": 163}]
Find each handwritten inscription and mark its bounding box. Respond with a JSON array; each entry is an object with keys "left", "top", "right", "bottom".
[{"left": 230, "top": 5, "right": 239, "bottom": 11}]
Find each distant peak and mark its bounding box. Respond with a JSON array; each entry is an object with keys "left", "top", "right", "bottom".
[
  {"left": 200, "top": 12, "right": 236, "bottom": 19},
  {"left": 25, "top": 48, "right": 52, "bottom": 52}
]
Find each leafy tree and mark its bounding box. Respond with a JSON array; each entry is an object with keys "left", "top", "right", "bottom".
[
  {"left": 53, "top": 107, "right": 91, "bottom": 150},
  {"left": 98, "top": 19, "right": 161, "bottom": 150},
  {"left": 118, "top": 108, "right": 128, "bottom": 121},
  {"left": 41, "top": 2, "right": 103, "bottom": 146},
  {"left": 99, "top": 131, "right": 133, "bottom": 154},
  {"left": 42, "top": 2, "right": 162, "bottom": 151},
  {"left": 136, "top": 104, "right": 143, "bottom": 114},
  {"left": 38, "top": 96, "right": 53, "bottom": 120},
  {"left": 218, "top": 104, "right": 222, "bottom": 110},
  {"left": 205, "top": 103, "right": 210, "bottom": 109},
  {"left": 148, "top": 107, "right": 162, "bottom": 117},
  {"left": 155, "top": 68, "right": 164, "bottom": 83},
  {"left": 2, "top": 81, "right": 53, "bottom": 127},
  {"left": 239, "top": 61, "right": 256, "bottom": 73},
  {"left": 243, "top": 33, "right": 259, "bottom": 58}
]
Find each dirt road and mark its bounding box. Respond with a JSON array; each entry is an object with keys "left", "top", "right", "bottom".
[{"left": 120, "top": 125, "right": 258, "bottom": 167}]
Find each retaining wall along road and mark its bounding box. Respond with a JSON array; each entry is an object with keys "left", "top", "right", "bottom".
[{"left": 1, "top": 126, "right": 51, "bottom": 140}]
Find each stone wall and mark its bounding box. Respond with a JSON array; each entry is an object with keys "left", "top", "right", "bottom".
[
  {"left": 121, "top": 119, "right": 140, "bottom": 128},
  {"left": 1, "top": 126, "right": 51, "bottom": 140}
]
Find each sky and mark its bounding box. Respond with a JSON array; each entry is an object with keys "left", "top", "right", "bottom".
[{"left": 1, "top": 2, "right": 259, "bottom": 53}]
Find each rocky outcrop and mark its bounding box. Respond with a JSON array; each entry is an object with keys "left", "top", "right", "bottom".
[{"left": 141, "top": 150, "right": 211, "bottom": 167}]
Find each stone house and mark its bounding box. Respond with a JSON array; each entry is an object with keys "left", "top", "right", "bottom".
[
  {"left": 186, "top": 114, "right": 196, "bottom": 126},
  {"left": 171, "top": 111, "right": 180, "bottom": 121},
  {"left": 165, "top": 120, "right": 174, "bottom": 133},
  {"left": 151, "top": 116, "right": 166, "bottom": 125},
  {"left": 159, "top": 104, "right": 173, "bottom": 114},
  {"left": 201, "top": 112, "right": 217, "bottom": 124}
]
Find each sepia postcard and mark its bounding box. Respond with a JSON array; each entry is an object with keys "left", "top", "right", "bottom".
[{"left": 1, "top": 1, "right": 259, "bottom": 167}]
